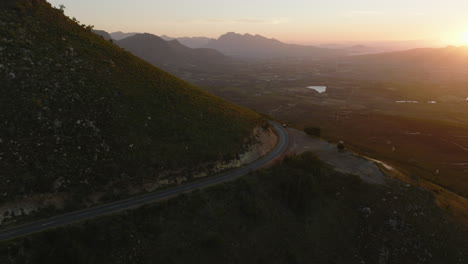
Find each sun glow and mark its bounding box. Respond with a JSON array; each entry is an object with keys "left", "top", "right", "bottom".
[{"left": 462, "top": 32, "right": 468, "bottom": 45}]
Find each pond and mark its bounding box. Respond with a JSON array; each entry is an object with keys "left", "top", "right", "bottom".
[{"left": 306, "top": 86, "right": 327, "bottom": 93}]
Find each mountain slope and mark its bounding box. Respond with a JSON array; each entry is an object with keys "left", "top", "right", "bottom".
[
  {"left": 0, "top": 0, "right": 263, "bottom": 206},
  {"left": 117, "top": 33, "right": 229, "bottom": 73},
  {"left": 205, "top": 32, "right": 348, "bottom": 59}
]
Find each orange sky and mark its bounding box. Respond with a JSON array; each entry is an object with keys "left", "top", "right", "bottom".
[{"left": 48, "top": 0, "right": 468, "bottom": 46}]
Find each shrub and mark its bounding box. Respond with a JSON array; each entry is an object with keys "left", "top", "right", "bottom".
[{"left": 304, "top": 126, "right": 321, "bottom": 137}]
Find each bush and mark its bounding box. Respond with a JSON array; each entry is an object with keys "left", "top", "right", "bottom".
[
  {"left": 337, "top": 141, "right": 345, "bottom": 152},
  {"left": 304, "top": 126, "right": 321, "bottom": 137}
]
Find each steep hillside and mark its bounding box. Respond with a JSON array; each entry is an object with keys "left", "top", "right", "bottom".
[
  {"left": 205, "top": 32, "right": 348, "bottom": 59},
  {"left": 117, "top": 33, "right": 230, "bottom": 73},
  {"left": 0, "top": 0, "right": 263, "bottom": 207}
]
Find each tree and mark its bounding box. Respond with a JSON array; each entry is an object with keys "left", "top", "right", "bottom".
[
  {"left": 304, "top": 126, "right": 321, "bottom": 137},
  {"left": 337, "top": 141, "right": 345, "bottom": 152},
  {"left": 58, "top": 4, "right": 66, "bottom": 12}
]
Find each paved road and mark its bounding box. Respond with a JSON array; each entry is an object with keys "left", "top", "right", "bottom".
[{"left": 0, "top": 122, "right": 288, "bottom": 242}]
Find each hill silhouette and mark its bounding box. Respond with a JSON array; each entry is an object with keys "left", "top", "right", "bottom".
[
  {"left": 117, "top": 33, "right": 230, "bottom": 73},
  {"left": 161, "top": 35, "right": 216, "bottom": 49},
  {"left": 92, "top": 29, "right": 113, "bottom": 41},
  {"left": 109, "top": 31, "right": 138, "bottom": 40},
  {"left": 352, "top": 46, "right": 468, "bottom": 66}
]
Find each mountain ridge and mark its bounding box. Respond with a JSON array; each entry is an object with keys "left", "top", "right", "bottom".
[
  {"left": 351, "top": 46, "right": 468, "bottom": 65},
  {"left": 110, "top": 31, "right": 138, "bottom": 40},
  {"left": 204, "top": 32, "right": 349, "bottom": 59},
  {"left": 161, "top": 35, "right": 215, "bottom": 49},
  {"left": 116, "top": 33, "right": 230, "bottom": 73}
]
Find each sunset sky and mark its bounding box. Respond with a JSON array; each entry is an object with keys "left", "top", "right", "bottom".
[{"left": 48, "top": 0, "right": 468, "bottom": 45}]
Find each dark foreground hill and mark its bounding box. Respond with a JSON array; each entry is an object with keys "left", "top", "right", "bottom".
[
  {"left": 116, "top": 33, "right": 230, "bottom": 73},
  {"left": 1, "top": 153, "right": 466, "bottom": 263},
  {"left": 0, "top": 0, "right": 262, "bottom": 208}
]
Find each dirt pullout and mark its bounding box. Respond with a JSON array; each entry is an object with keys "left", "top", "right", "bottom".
[{"left": 287, "top": 128, "right": 385, "bottom": 185}]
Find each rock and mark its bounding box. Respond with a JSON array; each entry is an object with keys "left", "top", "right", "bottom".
[
  {"left": 53, "top": 119, "right": 62, "bottom": 128},
  {"left": 361, "top": 207, "right": 372, "bottom": 216},
  {"left": 388, "top": 219, "right": 398, "bottom": 230}
]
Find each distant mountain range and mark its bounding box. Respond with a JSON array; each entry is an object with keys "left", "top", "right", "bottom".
[
  {"left": 204, "top": 32, "right": 348, "bottom": 59},
  {"left": 106, "top": 31, "right": 349, "bottom": 59},
  {"left": 92, "top": 30, "right": 113, "bottom": 41},
  {"left": 351, "top": 46, "right": 468, "bottom": 66},
  {"left": 160, "top": 35, "right": 215, "bottom": 49},
  {"left": 110, "top": 31, "right": 138, "bottom": 40},
  {"left": 115, "top": 33, "right": 230, "bottom": 72}
]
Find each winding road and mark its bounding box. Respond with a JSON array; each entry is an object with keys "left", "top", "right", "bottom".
[{"left": 0, "top": 122, "right": 288, "bottom": 242}]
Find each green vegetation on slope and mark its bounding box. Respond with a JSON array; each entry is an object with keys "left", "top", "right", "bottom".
[
  {"left": 0, "top": 0, "right": 262, "bottom": 203},
  {"left": 1, "top": 153, "right": 466, "bottom": 264}
]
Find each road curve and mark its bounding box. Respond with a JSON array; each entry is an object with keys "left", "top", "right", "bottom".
[{"left": 0, "top": 121, "right": 288, "bottom": 242}]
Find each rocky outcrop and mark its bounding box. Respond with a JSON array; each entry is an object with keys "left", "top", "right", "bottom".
[{"left": 196, "top": 126, "right": 278, "bottom": 177}]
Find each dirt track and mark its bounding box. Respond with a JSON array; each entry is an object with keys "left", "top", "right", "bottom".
[{"left": 287, "top": 128, "right": 386, "bottom": 185}]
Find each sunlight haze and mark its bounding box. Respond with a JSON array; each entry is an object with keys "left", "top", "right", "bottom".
[{"left": 47, "top": 0, "right": 468, "bottom": 46}]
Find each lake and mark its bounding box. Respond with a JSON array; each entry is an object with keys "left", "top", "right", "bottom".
[{"left": 307, "top": 86, "right": 327, "bottom": 93}]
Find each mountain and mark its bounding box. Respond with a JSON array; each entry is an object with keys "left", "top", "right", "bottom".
[
  {"left": 110, "top": 31, "right": 138, "bottom": 40},
  {"left": 116, "top": 33, "right": 230, "bottom": 72},
  {"left": 348, "top": 44, "right": 373, "bottom": 52},
  {"left": 92, "top": 29, "right": 113, "bottom": 40},
  {"left": 161, "top": 35, "right": 216, "bottom": 49},
  {"left": 0, "top": 0, "right": 263, "bottom": 208},
  {"left": 160, "top": 34, "right": 173, "bottom": 41},
  {"left": 351, "top": 46, "right": 468, "bottom": 66},
  {"left": 204, "top": 32, "right": 348, "bottom": 59}
]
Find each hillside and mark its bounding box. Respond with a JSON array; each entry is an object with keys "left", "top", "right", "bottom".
[
  {"left": 1, "top": 153, "right": 467, "bottom": 263},
  {"left": 205, "top": 32, "right": 348, "bottom": 59},
  {"left": 117, "top": 33, "right": 230, "bottom": 73},
  {"left": 0, "top": 0, "right": 264, "bottom": 211}
]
